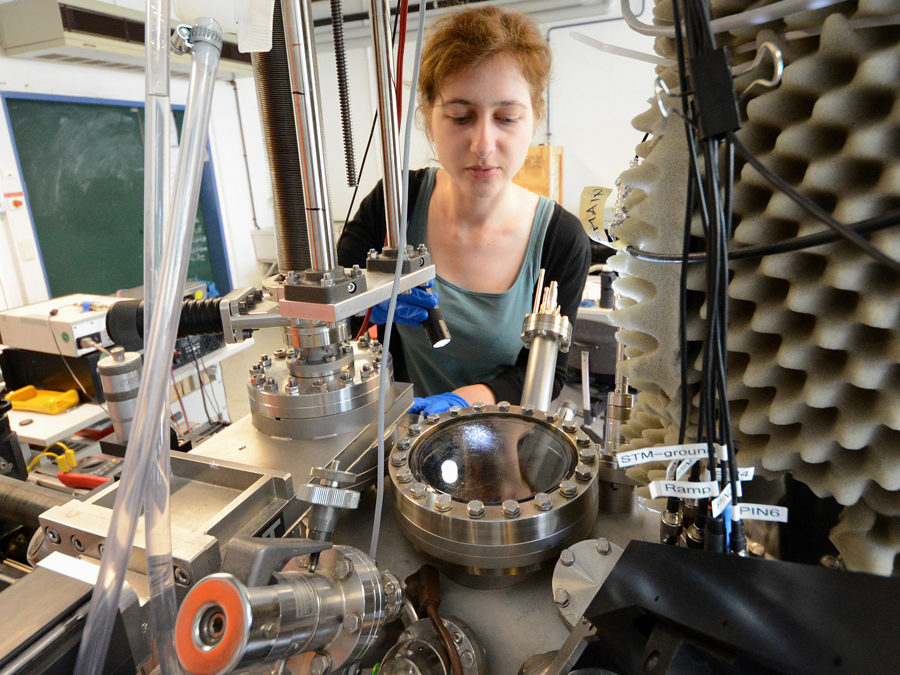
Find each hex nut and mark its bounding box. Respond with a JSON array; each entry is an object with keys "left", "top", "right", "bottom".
[
  {"left": 596, "top": 538, "right": 612, "bottom": 555},
  {"left": 559, "top": 480, "right": 578, "bottom": 498},
  {"left": 434, "top": 494, "right": 453, "bottom": 512},
  {"left": 563, "top": 422, "right": 577, "bottom": 433},
  {"left": 498, "top": 401, "right": 511, "bottom": 412},
  {"left": 426, "top": 413, "right": 440, "bottom": 424},
  {"left": 554, "top": 588, "right": 570, "bottom": 607},
  {"left": 449, "top": 406, "right": 461, "bottom": 416},
  {"left": 460, "top": 651, "right": 476, "bottom": 669},
  {"left": 575, "top": 465, "right": 593, "bottom": 482},
  {"left": 501, "top": 499, "right": 521, "bottom": 518},
  {"left": 466, "top": 500, "right": 485, "bottom": 519},
  {"left": 274, "top": 349, "right": 286, "bottom": 359},
  {"left": 408, "top": 424, "right": 423, "bottom": 436},
  {"left": 391, "top": 451, "right": 409, "bottom": 467},
  {"left": 533, "top": 493, "right": 552, "bottom": 511},
  {"left": 310, "top": 652, "right": 332, "bottom": 675},
  {"left": 576, "top": 435, "right": 592, "bottom": 448},
  {"left": 410, "top": 482, "right": 428, "bottom": 499},
  {"left": 522, "top": 405, "right": 535, "bottom": 415},
  {"left": 333, "top": 557, "right": 354, "bottom": 581},
  {"left": 396, "top": 468, "right": 413, "bottom": 484},
  {"left": 342, "top": 612, "right": 362, "bottom": 634},
  {"left": 559, "top": 549, "right": 576, "bottom": 566},
  {"left": 472, "top": 401, "right": 486, "bottom": 411},
  {"left": 578, "top": 447, "right": 596, "bottom": 464},
  {"left": 545, "top": 412, "right": 558, "bottom": 422},
  {"left": 398, "top": 437, "right": 411, "bottom": 450}
]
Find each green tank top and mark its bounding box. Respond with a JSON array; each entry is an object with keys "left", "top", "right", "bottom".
[{"left": 397, "top": 168, "right": 554, "bottom": 397}]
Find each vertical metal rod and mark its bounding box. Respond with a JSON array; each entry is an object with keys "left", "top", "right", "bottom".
[
  {"left": 282, "top": 0, "right": 336, "bottom": 271},
  {"left": 369, "top": 0, "right": 402, "bottom": 249},
  {"left": 532, "top": 269, "right": 546, "bottom": 315}
]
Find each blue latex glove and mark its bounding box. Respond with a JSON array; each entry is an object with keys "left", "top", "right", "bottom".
[
  {"left": 370, "top": 280, "right": 438, "bottom": 326},
  {"left": 410, "top": 392, "right": 469, "bottom": 415}
]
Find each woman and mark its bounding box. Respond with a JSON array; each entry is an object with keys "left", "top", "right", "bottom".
[{"left": 337, "top": 6, "right": 590, "bottom": 414}]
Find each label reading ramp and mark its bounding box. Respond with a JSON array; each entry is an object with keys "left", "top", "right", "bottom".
[
  {"left": 649, "top": 480, "right": 720, "bottom": 499},
  {"left": 738, "top": 504, "right": 788, "bottom": 523}
]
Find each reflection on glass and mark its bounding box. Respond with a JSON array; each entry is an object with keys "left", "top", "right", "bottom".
[{"left": 414, "top": 416, "right": 573, "bottom": 503}]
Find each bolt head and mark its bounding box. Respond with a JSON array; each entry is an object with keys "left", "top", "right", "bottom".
[
  {"left": 578, "top": 447, "right": 596, "bottom": 464},
  {"left": 534, "top": 493, "right": 552, "bottom": 511},
  {"left": 554, "top": 588, "right": 570, "bottom": 607},
  {"left": 384, "top": 580, "right": 397, "bottom": 596},
  {"left": 559, "top": 549, "right": 576, "bottom": 566},
  {"left": 472, "top": 401, "right": 486, "bottom": 411},
  {"left": 391, "top": 451, "right": 409, "bottom": 467},
  {"left": 575, "top": 465, "right": 593, "bottom": 482},
  {"left": 396, "top": 468, "right": 413, "bottom": 484},
  {"left": 410, "top": 482, "right": 428, "bottom": 499},
  {"left": 426, "top": 413, "right": 440, "bottom": 424},
  {"left": 408, "top": 424, "right": 422, "bottom": 436},
  {"left": 501, "top": 499, "right": 521, "bottom": 518},
  {"left": 466, "top": 500, "right": 485, "bottom": 519},
  {"left": 397, "top": 437, "right": 411, "bottom": 450},
  {"left": 174, "top": 567, "right": 191, "bottom": 585},
  {"left": 563, "top": 422, "right": 577, "bottom": 433},
  {"left": 342, "top": 612, "right": 362, "bottom": 634},
  {"left": 274, "top": 349, "right": 286, "bottom": 359},
  {"left": 498, "top": 401, "right": 511, "bottom": 412},
  {"left": 460, "top": 651, "right": 476, "bottom": 669},
  {"left": 310, "top": 652, "right": 332, "bottom": 675},
  {"left": 559, "top": 480, "right": 578, "bottom": 498},
  {"left": 46, "top": 528, "right": 61, "bottom": 544},
  {"left": 333, "top": 557, "right": 354, "bottom": 581},
  {"left": 448, "top": 406, "right": 461, "bottom": 416},
  {"left": 522, "top": 405, "right": 535, "bottom": 415},
  {"left": 545, "top": 412, "right": 558, "bottom": 422},
  {"left": 596, "top": 538, "right": 612, "bottom": 555},
  {"left": 434, "top": 494, "right": 453, "bottom": 512}
]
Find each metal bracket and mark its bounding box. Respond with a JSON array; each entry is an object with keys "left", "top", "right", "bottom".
[{"left": 220, "top": 536, "right": 332, "bottom": 588}]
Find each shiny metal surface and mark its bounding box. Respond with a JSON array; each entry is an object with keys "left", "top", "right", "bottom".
[
  {"left": 97, "top": 349, "right": 142, "bottom": 442},
  {"left": 551, "top": 539, "right": 623, "bottom": 629},
  {"left": 390, "top": 405, "right": 600, "bottom": 588},
  {"left": 521, "top": 336, "right": 563, "bottom": 412},
  {"left": 282, "top": 0, "right": 336, "bottom": 271},
  {"left": 263, "top": 265, "right": 435, "bottom": 322},
  {"left": 368, "top": 0, "right": 402, "bottom": 249},
  {"left": 382, "top": 615, "right": 486, "bottom": 675}
]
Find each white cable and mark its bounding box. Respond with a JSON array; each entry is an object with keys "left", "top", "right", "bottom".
[
  {"left": 621, "top": 0, "right": 844, "bottom": 38},
  {"left": 370, "top": 0, "right": 427, "bottom": 560}
]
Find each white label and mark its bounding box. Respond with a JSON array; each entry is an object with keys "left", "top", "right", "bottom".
[
  {"left": 649, "top": 480, "right": 720, "bottom": 499},
  {"left": 716, "top": 467, "right": 755, "bottom": 482},
  {"left": 618, "top": 443, "right": 709, "bottom": 468},
  {"left": 675, "top": 459, "right": 696, "bottom": 480},
  {"left": 711, "top": 483, "right": 732, "bottom": 518},
  {"left": 738, "top": 504, "right": 788, "bottom": 523}
]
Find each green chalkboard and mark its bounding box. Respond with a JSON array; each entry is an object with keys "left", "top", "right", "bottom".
[{"left": 5, "top": 97, "right": 217, "bottom": 298}]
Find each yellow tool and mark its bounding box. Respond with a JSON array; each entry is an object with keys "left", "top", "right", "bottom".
[{"left": 5, "top": 385, "right": 79, "bottom": 414}]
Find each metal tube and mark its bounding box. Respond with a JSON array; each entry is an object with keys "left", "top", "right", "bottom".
[
  {"left": 521, "top": 336, "right": 559, "bottom": 412},
  {"left": 368, "top": 0, "right": 402, "bottom": 249},
  {"left": 0, "top": 474, "right": 71, "bottom": 529},
  {"left": 532, "top": 269, "right": 545, "bottom": 315},
  {"left": 282, "top": 0, "right": 337, "bottom": 271}
]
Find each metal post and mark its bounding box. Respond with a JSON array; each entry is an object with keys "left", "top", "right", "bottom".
[
  {"left": 368, "top": 0, "right": 402, "bottom": 249},
  {"left": 282, "top": 0, "right": 336, "bottom": 272}
]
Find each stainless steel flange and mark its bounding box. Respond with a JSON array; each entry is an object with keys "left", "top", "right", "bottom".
[{"left": 389, "top": 404, "right": 599, "bottom": 588}]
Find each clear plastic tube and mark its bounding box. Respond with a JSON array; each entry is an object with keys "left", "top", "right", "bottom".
[
  {"left": 73, "top": 20, "right": 223, "bottom": 675},
  {"left": 370, "top": 0, "right": 427, "bottom": 559},
  {"left": 142, "top": 2, "right": 182, "bottom": 673}
]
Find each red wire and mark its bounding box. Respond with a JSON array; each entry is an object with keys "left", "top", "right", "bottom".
[{"left": 395, "top": 0, "right": 409, "bottom": 124}]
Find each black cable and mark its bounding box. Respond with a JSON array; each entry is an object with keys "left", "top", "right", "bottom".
[
  {"left": 189, "top": 339, "right": 214, "bottom": 428},
  {"left": 728, "top": 132, "right": 900, "bottom": 274}
]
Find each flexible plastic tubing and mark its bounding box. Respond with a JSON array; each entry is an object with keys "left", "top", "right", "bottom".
[
  {"left": 370, "top": 0, "right": 426, "bottom": 560},
  {"left": 142, "top": 1, "right": 182, "bottom": 673},
  {"left": 621, "top": 0, "right": 842, "bottom": 37},
  {"left": 73, "top": 20, "right": 223, "bottom": 675}
]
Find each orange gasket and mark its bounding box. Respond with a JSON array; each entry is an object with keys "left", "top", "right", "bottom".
[{"left": 175, "top": 577, "right": 247, "bottom": 675}]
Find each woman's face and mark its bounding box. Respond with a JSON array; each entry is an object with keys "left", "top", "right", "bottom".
[{"left": 428, "top": 54, "right": 536, "bottom": 201}]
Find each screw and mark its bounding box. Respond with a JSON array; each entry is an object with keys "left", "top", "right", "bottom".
[
  {"left": 260, "top": 354, "right": 272, "bottom": 367},
  {"left": 351, "top": 264, "right": 362, "bottom": 277},
  {"left": 362, "top": 363, "right": 372, "bottom": 372},
  {"left": 417, "top": 243, "right": 428, "bottom": 254},
  {"left": 46, "top": 528, "right": 61, "bottom": 544},
  {"left": 472, "top": 401, "right": 485, "bottom": 411},
  {"left": 545, "top": 412, "right": 557, "bottom": 422},
  {"left": 522, "top": 405, "right": 535, "bottom": 415},
  {"left": 99, "top": 543, "right": 105, "bottom": 556},
  {"left": 274, "top": 349, "right": 286, "bottom": 359},
  {"left": 174, "top": 567, "right": 191, "bottom": 585},
  {"left": 333, "top": 557, "right": 354, "bottom": 581},
  {"left": 563, "top": 422, "right": 577, "bottom": 433},
  {"left": 466, "top": 500, "right": 485, "bottom": 519},
  {"left": 286, "top": 272, "right": 300, "bottom": 285},
  {"left": 596, "top": 538, "right": 612, "bottom": 555},
  {"left": 578, "top": 447, "right": 596, "bottom": 464},
  {"left": 321, "top": 272, "right": 334, "bottom": 287},
  {"left": 391, "top": 451, "right": 409, "bottom": 467},
  {"left": 460, "top": 651, "right": 476, "bottom": 669},
  {"left": 501, "top": 499, "right": 520, "bottom": 518},
  {"left": 384, "top": 580, "right": 397, "bottom": 596},
  {"left": 368, "top": 248, "right": 378, "bottom": 259},
  {"left": 448, "top": 406, "right": 461, "bottom": 416},
  {"left": 559, "top": 480, "right": 578, "bottom": 498},
  {"left": 341, "top": 371, "right": 352, "bottom": 381},
  {"left": 410, "top": 482, "right": 428, "bottom": 499},
  {"left": 453, "top": 631, "right": 463, "bottom": 644},
  {"left": 408, "top": 424, "right": 422, "bottom": 436},
  {"left": 342, "top": 344, "right": 353, "bottom": 354},
  {"left": 554, "top": 588, "right": 570, "bottom": 607},
  {"left": 498, "top": 401, "right": 510, "bottom": 412},
  {"left": 397, "top": 437, "right": 411, "bottom": 450},
  {"left": 71, "top": 535, "right": 85, "bottom": 552},
  {"left": 534, "top": 493, "right": 552, "bottom": 511},
  {"left": 342, "top": 612, "right": 362, "bottom": 634},
  {"left": 434, "top": 494, "right": 453, "bottom": 512},
  {"left": 559, "top": 549, "right": 575, "bottom": 566},
  {"left": 426, "top": 413, "right": 440, "bottom": 424},
  {"left": 576, "top": 435, "right": 591, "bottom": 448},
  {"left": 575, "top": 465, "right": 593, "bottom": 482},
  {"left": 310, "top": 652, "right": 332, "bottom": 675},
  {"left": 396, "top": 468, "right": 413, "bottom": 484}
]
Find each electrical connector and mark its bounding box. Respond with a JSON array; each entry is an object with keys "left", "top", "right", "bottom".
[{"left": 689, "top": 47, "right": 742, "bottom": 140}]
